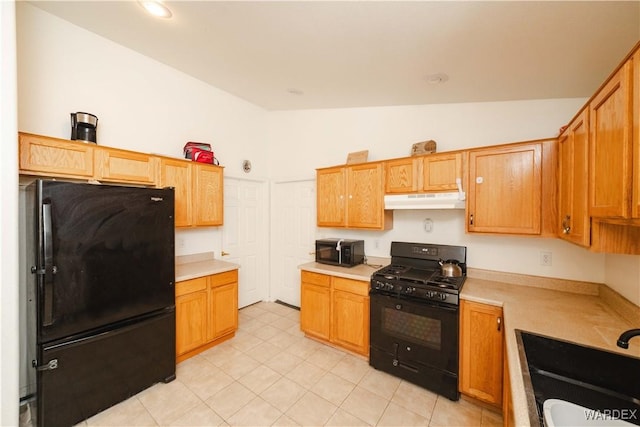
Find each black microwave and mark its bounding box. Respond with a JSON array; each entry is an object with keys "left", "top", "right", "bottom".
[{"left": 315, "top": 239, "right": 365, "bottom": 267}]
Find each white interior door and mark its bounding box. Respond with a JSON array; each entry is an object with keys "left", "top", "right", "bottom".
[
  {"left": 222, "top": 177, "right": 268, "bottom": 308},
  {"left": 270, "top": 179, "right": 316, "bottom": 307}
]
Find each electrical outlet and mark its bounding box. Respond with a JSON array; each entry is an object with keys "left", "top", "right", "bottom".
[
  {"left": 424, "top": 218, "right": 434, "bottom": 233},
  {"left": 540, "top": 251, "right": 552, "bottom": 266}
]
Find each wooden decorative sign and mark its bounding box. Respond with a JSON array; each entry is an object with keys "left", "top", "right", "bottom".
[
  {"left": 346, "top": 150, "right": 369, "bottom": 164},
  {"left": 411, "top": 140, "right": 437, "bottom": 156}
]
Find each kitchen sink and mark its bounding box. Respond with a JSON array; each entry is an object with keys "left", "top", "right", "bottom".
[
  {"left": 544, "top": 399, "right": 635, "bottom": 427},
  {"left": 516, "top": 330, "right": 640, "bottom": 426}
]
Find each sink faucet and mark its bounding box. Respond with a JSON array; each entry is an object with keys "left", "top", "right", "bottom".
[{"left": 616, "top": 328, "right": 640, "bottom": 349}]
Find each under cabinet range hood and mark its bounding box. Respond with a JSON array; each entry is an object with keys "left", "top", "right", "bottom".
[{"left": 384, "top": 178, "right": 466, "bottom": 210}]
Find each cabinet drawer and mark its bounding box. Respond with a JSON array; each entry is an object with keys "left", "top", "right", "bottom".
[
  {"left": 301, "top": 271, "right": 331, "bottom": 287},
  {"left": 175, "top": 277, "right": 207, "bottom": 297},
  {"left": 333, "top": 277, "right": 369, "bottom": 296},
  {"left": 210, "top": 270, "right": 238, "bottom": 287}
]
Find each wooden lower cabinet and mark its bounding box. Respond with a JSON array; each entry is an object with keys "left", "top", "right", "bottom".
[
  {"left": 459, "top": 299, "right": 504, "bottom": 408},
  {"left": 300, "top": 272, "right": 332, "bottom": 341},
  {"left": 300, "top": 271, "right": 369, "bottom": 356},
  {"left": 175, "top": 270, "right": 238, "bottom": 362}
]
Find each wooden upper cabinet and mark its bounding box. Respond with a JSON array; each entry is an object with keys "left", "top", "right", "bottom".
[
  {"left": 558, "top": 109, "right": 590, "bottom": 247},
  {"left": 589, "top": 59, "right": 633, "bottom": 219},
  {"left": 347, "top": 162, "right": 387, "bottom": 229},
  {"left": 159, "top": 158, "right": 193, "bottom": 227},
  {"left": 385, "top": 157, "right": 419, "bottom": 193},
  {"left": 317, "top": 162, "right": 392, "bottom": 230},
  {"left": 95, "top": 147, "right": 156, "bottom": 185},
  {"left": 317, "top": 166, "right": 346, "bottom": 227},
  {"left": 423, "top": 152, "right": 462, "bottom": 192},
  {"left": 19, "top": 133, "right": 94, "bottom": 178},
  {"left": 633, "top": 51, "right": 640, "bottom": 219},
  {"left": 384, "top": 152, "right": 462, "bottom": 194},
  {"left": 193, "top": 163, "right": 224, "bottom": 226},
  {"left": 467, "top": 142, "right": 542, "bottom": 235}
]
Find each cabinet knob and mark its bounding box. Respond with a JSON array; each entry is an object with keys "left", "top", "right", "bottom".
[
  {"left": 221, "top": 251, "right": 230, "bottom": 256},
  {"left": 497, "top": 317, "right": 502, "bottom": 331},
  {"left": 469, "top": 214, "right": 474, "bottom": 225},
  {"left": 562, "top": 215, "right": 571, "bottom": 234}
]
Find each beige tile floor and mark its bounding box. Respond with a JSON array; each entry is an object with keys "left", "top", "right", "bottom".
[{"left": 76, "top": 301, "right": 503, "bottom": 426}]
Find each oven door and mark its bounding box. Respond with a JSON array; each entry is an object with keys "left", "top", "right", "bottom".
[{"left": 369, "top": 292, "right": 459, "bottom": 375}]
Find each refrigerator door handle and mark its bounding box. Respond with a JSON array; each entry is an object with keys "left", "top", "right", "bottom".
[{"left": 42, "top": 203, "right": 56, "bottom": 326}]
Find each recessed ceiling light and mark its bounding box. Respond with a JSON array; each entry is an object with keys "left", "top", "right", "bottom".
[
  {"left": 425, "top": 73, "right": 449, "bottom": 84},
  {"left": 138, "top": 1, "right": 173, "bottom": 19}
]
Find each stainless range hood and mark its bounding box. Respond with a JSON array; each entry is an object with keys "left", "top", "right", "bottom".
[{"left": 384, "top": 178, "right": 466, "bottom": 210}]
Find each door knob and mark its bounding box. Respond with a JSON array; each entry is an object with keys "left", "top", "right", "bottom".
[{"left": 221, "top": 251, "right": 230, "bottom": 256}]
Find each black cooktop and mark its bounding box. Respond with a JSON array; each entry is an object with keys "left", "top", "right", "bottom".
[{"left": 373, "top": 264, "right": 465, "bottom": 291}]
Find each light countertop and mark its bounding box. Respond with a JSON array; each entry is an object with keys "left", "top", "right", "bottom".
[
  {"left": 298, "top": 256, "right": 390, "bottom": 282},
  {"left": 461, "top": 272, "right": 640, "bottom": 427},
  {"left": 175, "top": 252, "right": 239, "bottom": 282}
]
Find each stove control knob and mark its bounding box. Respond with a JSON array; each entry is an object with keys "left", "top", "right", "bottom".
[
  {"left": 426, "top": 291, "right": 436, "bottom": 298},
  {"left": 385, "top": 283, "right": 395, "bottom": 291},
  {"left": 439, "top": 293, "right": 447, "bottom": 301},
  {"left": 405, "top": 287, "right": 415, "bottom": 294}
]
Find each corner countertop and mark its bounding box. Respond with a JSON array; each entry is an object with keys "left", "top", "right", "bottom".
[
  {"left": 176, "top": 252, "right": 239, "bottom": 282},
  {"left": 298, "top": 256, "right": 390, "bottom": 282},
  {"left": 461, "top": 270, "right": 640, "bottom": 427}
]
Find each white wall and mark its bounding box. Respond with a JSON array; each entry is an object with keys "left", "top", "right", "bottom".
[
  {"left": 266, "top": 101, "right": 610, "bottom": 284},
  {"left": 1, "top": 1, "right": 19, "bottom": 425},
  {"left": 605, "top": 254, "right": 640, "bottom": 306},
  {"left": 267, "top": 99, "right": 585, "bottom": 177},
  {"left": 16, "top": 2, "right": 269, "bottom": 256}
]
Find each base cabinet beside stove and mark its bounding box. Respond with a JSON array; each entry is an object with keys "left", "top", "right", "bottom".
[
  {"left": 459, "top": 299, "right": 504, "bottom": 408},
  {"left": 300, "top": 271, "right": 370, "bottom": 356},
  {"left": 175, "top": 270, "right": 238, "bottom": 362}
]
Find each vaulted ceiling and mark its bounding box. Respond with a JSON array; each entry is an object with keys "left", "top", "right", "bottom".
[{"left": 29, "top": 1, "right": 640, "bottom": 111}]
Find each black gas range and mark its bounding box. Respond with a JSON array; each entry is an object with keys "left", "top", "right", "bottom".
[
  {"left": 370, "top": 242, "right": 466, "bottom": 305},
  {"left": 369, "top": 242, "right": 467, "bottom": 401}
]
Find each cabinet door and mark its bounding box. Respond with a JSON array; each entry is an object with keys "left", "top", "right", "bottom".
[
  {"left": 347, "top": 162, "right": 385, "bottom": 228},
  {"left": 160, "top": 159, "right": 193, "bottom": 227},
  {"left": 95, "top": 147, "right": 156, "bottom": 185},
  {"left": 467, "top": 143, "right": 542, "bottom": 234},
  {"left": 175, "top": 277, "right": 209, "bottom": 357},
  {"left": 19, "top": 133, "right": 94, "bottom": 178},
  {"left": 558, "top": 109, "right": 590, "bottom": 247},
  {"left": 385, "top": 157, "right": 419, "bottom": 193},
  {"left": 300, "top": 272, "right": 331, "bottom": 341},
  {"left": 633, "top": 52, "right": 640, "bottom": 218},
  {"left": 317, "top": 167, "right": 346, "bottom": 227},
  {"left": 193, "top": 163, "right": 224, "bottom": 226},
  {"left": 331, "top": 277, "right": 369, "bottom": 356},
  {"left": 459, "top": 300, "right": 503, "bottom": 407},
  {"left": 208, "top": 271, "right": 238, "bottom": 341},
  {"left": 589, "top": 60, "right": 633, "bottom": 218},
  {"left": 210, "top": 282, "right": 238, "bottom": 340},
  {"left": 423, "top": 152, "right": 462, "bottom": 192}
]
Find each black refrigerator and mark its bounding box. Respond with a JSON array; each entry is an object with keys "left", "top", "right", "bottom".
[{"left": 21, "top": 180, "right": 176, "bottom": 427}]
